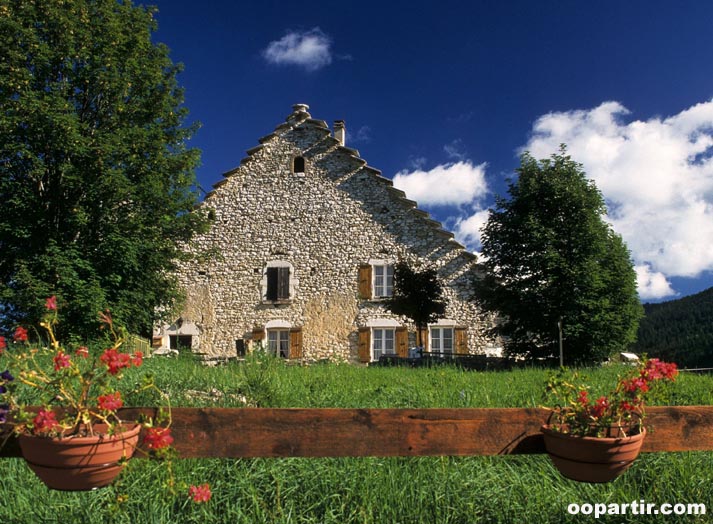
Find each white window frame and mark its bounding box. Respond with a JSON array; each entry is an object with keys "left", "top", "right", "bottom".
[
  {"left": 267, "top": 328, "right": 290, "bottom": 358},
  {"left": 430, "top": 326, "right": 455, "bottom": 356},
  {"left": 372, "top": 263, "right": 394, "bottom": 298},
  {"left": 372, "top": 327, "right": 396, "bottom": 361}
]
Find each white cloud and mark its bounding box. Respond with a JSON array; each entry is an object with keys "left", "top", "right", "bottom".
[
  {"left": 350, "top": 125, "right": 371, "bottom": 144},
  {"left": 635, "top": 264, "right": 677, "bottom": 300},
  {"left": 263, "top": 28, "right": 332, "bottom": 71},
  {"left": 393, "top": 160, "right": 489, "bottom": 207},
  {"left": 453, "top": 208, "right": 490, "bottom": 250},
  {"left": 523, "top": 100, "right": 713, "bottom": 298},
  {"left": 443, "top": 139, "right": 466, "bottom": 160}
]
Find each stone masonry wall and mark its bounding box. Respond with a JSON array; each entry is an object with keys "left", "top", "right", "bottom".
[{"left": 161, "top": 105, "right": 499, "bottom": 361}]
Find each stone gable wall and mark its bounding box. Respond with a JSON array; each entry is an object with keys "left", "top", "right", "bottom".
[{"left": 160, "top": 107, "right": 498, "bottom": 361}]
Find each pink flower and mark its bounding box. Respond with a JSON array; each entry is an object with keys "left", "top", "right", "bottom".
[
  {"left": 97, "top": 391, "right": 123, "bottom": 411},
  {"left": 33, "top": 409, "right": 59, "bottom": 433},
  {"left": 641, "top": 358, "right": 679, "bottom": 382},
  {"left": 75, "top": 346, "right": 89, "bottom": 358},
  {"left": 188, "top": 483, "right": 212, "bottom": 503},
  {"left": 53, "top": 351, "right": 71, "bottom": 371},
  {"left": 13, "top": 326, "right": 28, "bottom": 342},
  {"left": 143, "top": 427, "right": 174, "bottom": 450},
  {"left": 45, "top": 295, "right": 57, "bottom": 311}
]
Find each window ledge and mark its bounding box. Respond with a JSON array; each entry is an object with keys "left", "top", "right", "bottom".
[{"left": 262, "top": 299, "right": 292, "bottom": 306}]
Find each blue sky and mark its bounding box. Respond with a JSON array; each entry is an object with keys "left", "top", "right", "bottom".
[{"left": 150, "top": 0, "right": 713, "bottom": 302}]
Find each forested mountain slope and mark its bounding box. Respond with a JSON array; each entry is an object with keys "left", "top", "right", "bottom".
[{"left": 631, "top": 287, "right": 713, "bottom": 368}]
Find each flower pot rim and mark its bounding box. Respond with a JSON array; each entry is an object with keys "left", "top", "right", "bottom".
[
  {"left": 18, "top": 422, "right": 140, "bottom": 445},
  {"left": 541, "top": 424, "right": 646, "bottom": 443}
]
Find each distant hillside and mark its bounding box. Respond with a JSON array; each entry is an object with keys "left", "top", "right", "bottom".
[{"left": 631, "top": 287, "right": 713, "bottom": 368}]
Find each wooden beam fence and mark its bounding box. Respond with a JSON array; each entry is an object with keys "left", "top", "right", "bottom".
[{"left": 2, "top": 406, "right": 713, "bottom": 458}]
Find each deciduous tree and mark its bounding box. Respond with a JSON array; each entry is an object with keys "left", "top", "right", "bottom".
[
  {"left": 387, "top": 261, "right": 446, "bottom": 347},
  {"left": 475, "top": 147, "right": 642, "bottom": 364},
  {"left": 0, "top": 0, "right": 208, "bottom": 336}
]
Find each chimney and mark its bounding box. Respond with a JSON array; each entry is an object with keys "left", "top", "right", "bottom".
[{"left": 334, "top": 120, "right": 345, "bottom": 146}]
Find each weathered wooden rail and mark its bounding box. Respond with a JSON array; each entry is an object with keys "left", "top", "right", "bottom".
[{"left": 2, "top": 406, "right": 713, "bottom": 458}]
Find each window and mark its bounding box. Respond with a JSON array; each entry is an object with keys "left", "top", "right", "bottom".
[
  {"left": 293, "top": 156, "right": 305, "bottom": 173},
  {"left": 372, "top": 328, "right": 395, "bottom": 360},
  {"left": 262, "top": 261, "right": 296, "bottom": 302},
  {"left": 268, "top": 329, "right": 290, "bottom": 358},
  {"left": 358, "top": 324, "right": 407, "bottom": 362},
  {"left": 373, "top": 264, "right": 394, "bottom": 298},
  {"left": 430, "top": 327, "right": 454, "bottom": 355},
  {"left": 266, "top": 266, "right": 290, "bottom": 301}
]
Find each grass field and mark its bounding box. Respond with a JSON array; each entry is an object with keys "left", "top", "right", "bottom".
[{"left": 2, "top": 354, "right": 712, "bottom": 523}]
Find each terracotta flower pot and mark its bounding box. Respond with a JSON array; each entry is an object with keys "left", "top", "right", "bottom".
[
  {"left": 18, "top": 423, "right": 141, "bottom": 491},
  {"left": 541, "top": 424, "right": 646, "bottom": 483}
]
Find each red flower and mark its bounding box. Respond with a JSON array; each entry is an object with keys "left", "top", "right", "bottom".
[
  {"left": 100, "top": 348, "right": 132, "bottom": 375},
  {"left": 75, "top": 346, "right": 89, "bottom": 358},
  {"left": 619, "top": 400, "right": 639, "bottom": 413},
  {"left": 33, "top": 409, "right": 59, "bottom": 433},
  {"left": 0, "top": 336, "right": 5, "bottom": 355},
  {"left": 576, "top": 390, "right": 589, "bottom": 407},
  {"left": 132, "top": 351, "right": 143, "bottom": 367},
  {"left": 143, "top": 427, "right": 174, "bottom": 450},
  {"left": 45, "top": 295, "right": 57, "bottom": 311},
  {"left": 188, "top": 483, "right": 212, "bottom": 503},
  {"left": 641, "top": 358, "right": 679, "bottom": 382},
  {"left": 589, "top": 396, "right": 610, "bottom": 418},
  {"left": 97, "top": 391, "right": 123, "bottom": 411},
  {"left": 13, "top": 326, "right": 28, "bottom": 342},
  {"left": 53, "top": 351, "right": 71, "bottom": 371},
  {"left": 622, "top": 377, "right": 649, "bottom": 394}
]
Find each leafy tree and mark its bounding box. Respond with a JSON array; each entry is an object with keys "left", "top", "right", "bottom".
[
  {"left": 0, "top": 0, "right": 208, "bottom": 337},
  {"left": 475, "top": 147, "right": 643, "bottom": 364},
  {"left": 387, "top": 261, "right": 446, "bottom": 347}
]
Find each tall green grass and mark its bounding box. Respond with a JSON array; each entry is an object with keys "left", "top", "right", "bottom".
[
  {"left": 2, "top": 452, "right": 711, "bottom": 523},
  {"left": 2, "top": 355, "right": 712, "bottom": 523},
  {"left": 124, "top": 353, "right": 713, "bottom": 408}
]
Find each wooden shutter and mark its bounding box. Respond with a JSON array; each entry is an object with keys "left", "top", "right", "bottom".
[
  {"left": 289, "top": 327, "right": 303, "bottom": 359},
  {"left": 455, "top": 326, "right": 468, "bottom": 355},
  {"left": 358, "top": 264, "right": 372, "bottom": 300},
  {"left": 395, "top": 327, "right": 409, "bottom": 358},
  {"left": 252, "top": 326, "right": 265, "bottom": 342},
  {"left": 277, "top": 267, "right": 290, "bottom": 300},
  {"left": 266, "top": 268, "right": 278, "bottom": 301},
  {"left": 358, "top": 327, "right": 371, "bottom": 363}
]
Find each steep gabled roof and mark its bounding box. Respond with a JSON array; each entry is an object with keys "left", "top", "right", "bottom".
[{"left": 204, "top": 104, "right": 476, "bottom": 260}]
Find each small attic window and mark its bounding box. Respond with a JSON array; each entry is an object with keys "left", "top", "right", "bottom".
[{"left": 293, "top": 156, "right": 305, "bottom": 173}]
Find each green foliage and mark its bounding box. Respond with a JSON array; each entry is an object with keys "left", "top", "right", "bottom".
[
  {"left": 2, "top": 452, "right": 712, "bottom": 523},
  {"left": 3, "top": 358, "right": 713, "bottom": 523},
  {"left": 0, "top": 0, "right": 209, "bottom": 337},
  {"left": 118, "top": 357, "right": 713, "bottom": 408},
  {"left": 386, "top": 261, "right": 446, "bottom": 346},
  {"left": 632, "top": 287, "right": 713, "bottom": 368},
  {"left": 235, "top": 346, "right": 285, "bottom": 407},
  {"left": 475, "top": 147, "right": 643, "bottom": 364}
]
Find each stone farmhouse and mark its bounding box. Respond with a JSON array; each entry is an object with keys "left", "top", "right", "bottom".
[{"left": 153, "top": 104, "right": 499, "bottom": 362}]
